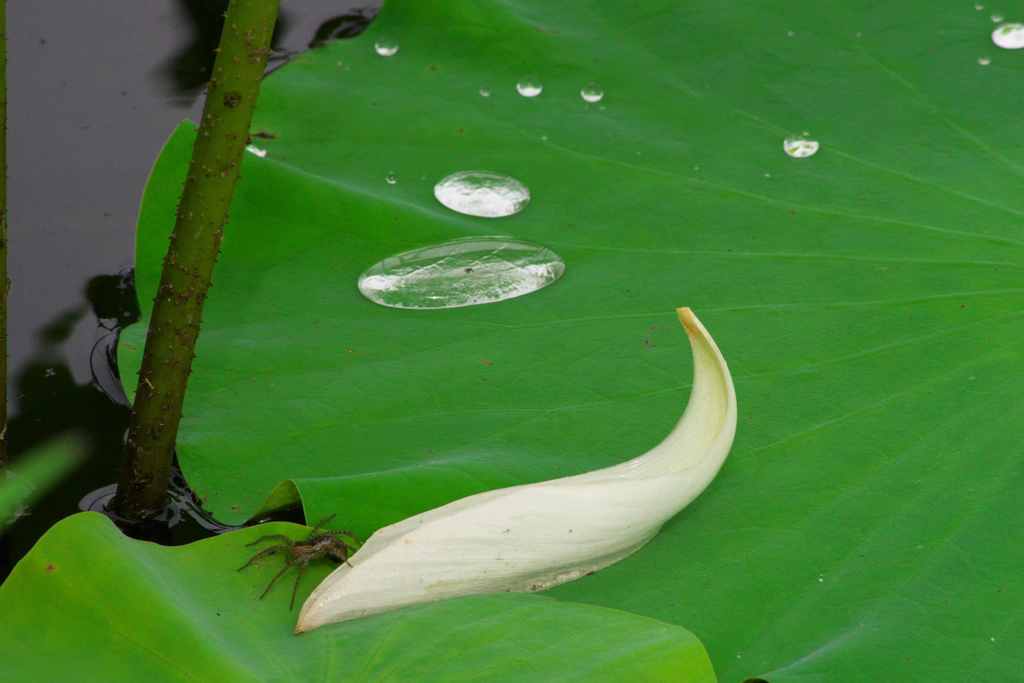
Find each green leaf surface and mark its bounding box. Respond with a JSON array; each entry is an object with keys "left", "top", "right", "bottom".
[
  {"left": 0, "top": 513, "right": 714, "bottom": 682},
  {"left": 118, "top": 1, "right": 1024, "bottom": 679}
]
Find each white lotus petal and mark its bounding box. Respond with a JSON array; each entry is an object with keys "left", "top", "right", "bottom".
[{"left": 296, "top": 307, "right": 737, "bottom": 633}]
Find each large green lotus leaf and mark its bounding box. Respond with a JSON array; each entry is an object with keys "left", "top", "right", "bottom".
[
  {"left": 117, "top": 1, "right": 1024, "bottom": 679},
  {"left": 0, "top": 512, "right": 715, "bottom": 682}
]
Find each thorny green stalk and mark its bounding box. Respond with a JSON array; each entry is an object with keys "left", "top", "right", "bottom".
[
  {"left": 0, "top": 0, "right": 8, "bottom": 468},
  {"left": 112, "top": 0, "right": 279, "bottom": 520}
]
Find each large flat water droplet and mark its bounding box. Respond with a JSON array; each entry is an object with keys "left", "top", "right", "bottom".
[
  {"left": 374, "top": 40, "right": 399, "bottom": 57},
  {"left": 783, "top": 136, "right": 820, "bottom": 158},
  {"left": 358, "top": 237, "right": 565, "bottom": 309},
  {"left": 516, "top": 76, "right": 543, "bottom": 97},
  {"left": 992, "top": 22, "right": 1024, "bottom": 48},
  {"left": 434, "top": 171, "right": 530, "bottom": 218}
]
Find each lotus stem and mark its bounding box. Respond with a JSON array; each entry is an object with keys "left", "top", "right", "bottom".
[{"left": 112, "top": 0, "right": 280, "bottom": 520}]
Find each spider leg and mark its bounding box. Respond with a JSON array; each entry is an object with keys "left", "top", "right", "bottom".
[
  {"left": 329, "top": 529, "right": 358, "bottom": 544},
  {"left": 306, "top": 514, "right": 337, "bottom": 537},
  {"left": 245, "top": 534, "right": 294, "bottom": 548},
  {"left": 259, "top": 562, "right": 293, "bottom": 600},
  {"left": 238, "top": 545, "right": 284, "bottom": 571},
  {"left": 290, "top": 561, "right": 309, "bottom": 610}
]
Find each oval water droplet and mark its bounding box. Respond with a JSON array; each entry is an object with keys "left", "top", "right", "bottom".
[
  {"left": 978, "top": 55, "right": 992, "bottom": 65},
  {"left": 479, "top": 87, "right": 491, "bottom": 97},
  {"left": 385, "top": 172, "right": 397, "bottom": 185},
  {"left": 516, "top": 76, "right": 543, "bottom": 97},
  {"left": 580, "top": 82, "right": 604, "bottom": 103},
  {"left": 434, "top": 171, "right": 530, "bottom": 218},
  {"left": 975, "top": 3, "right": 985, "bottom": 10},
  {"left": 245, "top": 145, "right": 268, "bottom": 158},
  {"left": 992, "top": 22, "right": 1024, "bottom": 48},
  {"left": 357, "top": 237, "right": 565, "bottom": 310},
  {"left": 991, "top": 14, "right": 1004, "bottom": 22},
  {"left": 374, "top": 40, "right": 399, "bottom": 57},
  {"left": 783, "top": 136, "right": 820, "bottom": 159}
]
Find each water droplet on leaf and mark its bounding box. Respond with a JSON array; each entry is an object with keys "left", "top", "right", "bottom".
[
  {"left": 374, "top": 40, "right": 399, "bottom": 57},
  {"left": 516, "top": 76, "right": 543, "bottom": 97},
  {"left": 434, "top": 170, "right": 530, "bottom": 218},
  {"left": 992, "top": 22, "right": 1024, "bottom": 48},
  {"left": 978, "top": 55, "right": 992, "bottom": 65},
  {"left": 385, "top": 172, "right": 397, "bottom": 185},
  {"left": 580, "top": 82, "right": 604, "bottom": 103},
  {"left": 783, "top": 136, "right": 820, "bottom": 158},
  {"left": 245, "top": 145, "right": 267, "bottom": 158},
  {"left": 479, "top": 87, "right": 491, "bottom": 97},
  {"left": 991, "top": 14, "right": 1004, "bottom": 22},
  {"left": 357, "top": 237, "right": 565, "bottom": 309}
]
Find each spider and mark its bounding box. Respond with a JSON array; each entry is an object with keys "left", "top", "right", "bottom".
[{"left": 238, "top": 514, "right": 358, "bottom": 610}]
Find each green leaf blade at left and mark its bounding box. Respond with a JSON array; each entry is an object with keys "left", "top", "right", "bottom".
[{"left": 0, "top": 438, "right": 82, "bottom": 528}]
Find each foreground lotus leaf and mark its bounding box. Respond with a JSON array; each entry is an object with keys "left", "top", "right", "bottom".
[
  {"left": 296, "top": 307, "right": 736, "bottom": 632},
  {"left": 0, "top": 513, "right": 718, "bottom": 682}
]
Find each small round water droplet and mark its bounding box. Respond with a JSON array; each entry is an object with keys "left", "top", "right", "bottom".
[
  {"left": 992, "top": 14, "right": 1004, "bottom": 22},
  {"left": 783, "top": 136, "right": 820, "bottom": 158},
  {"left": 975, "top": 3, "right": 985, "bottom": 10},
  {"left": 978, "top": 55, "right": 992, "bottom": 65},
  {"left": 992, "top": 22, "right": 1024, "bottom": 48},
  {"left": 580, "top": 82, "right": 604, "bottom": 103},
  {"left": 786, "top": 30, "right": 795, "bottom": 37},
  {"left": 479, "top": 87, "right": 491, "bottom": 97},
  {"left": 385, "top": 172, "right": 397, "bottom": 185},
  {"left": 763, "top": 172, "right": 772, "bottom": 179},
  {"left": 434, "top": 170, "right": 530, "bottom": 218},
  {"left": 374, "top": 40, "right": 399, "bottom": 57},
  {"left": 516, "top": 76, "right": 543, "bottom": 97},
  {"left": 357, "top": 237, "right": 565, "bottom": 309}
]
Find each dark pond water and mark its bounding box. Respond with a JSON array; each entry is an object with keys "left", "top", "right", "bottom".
[{"left": 1, "top": 0, "right": 382, "bottom": 579}]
